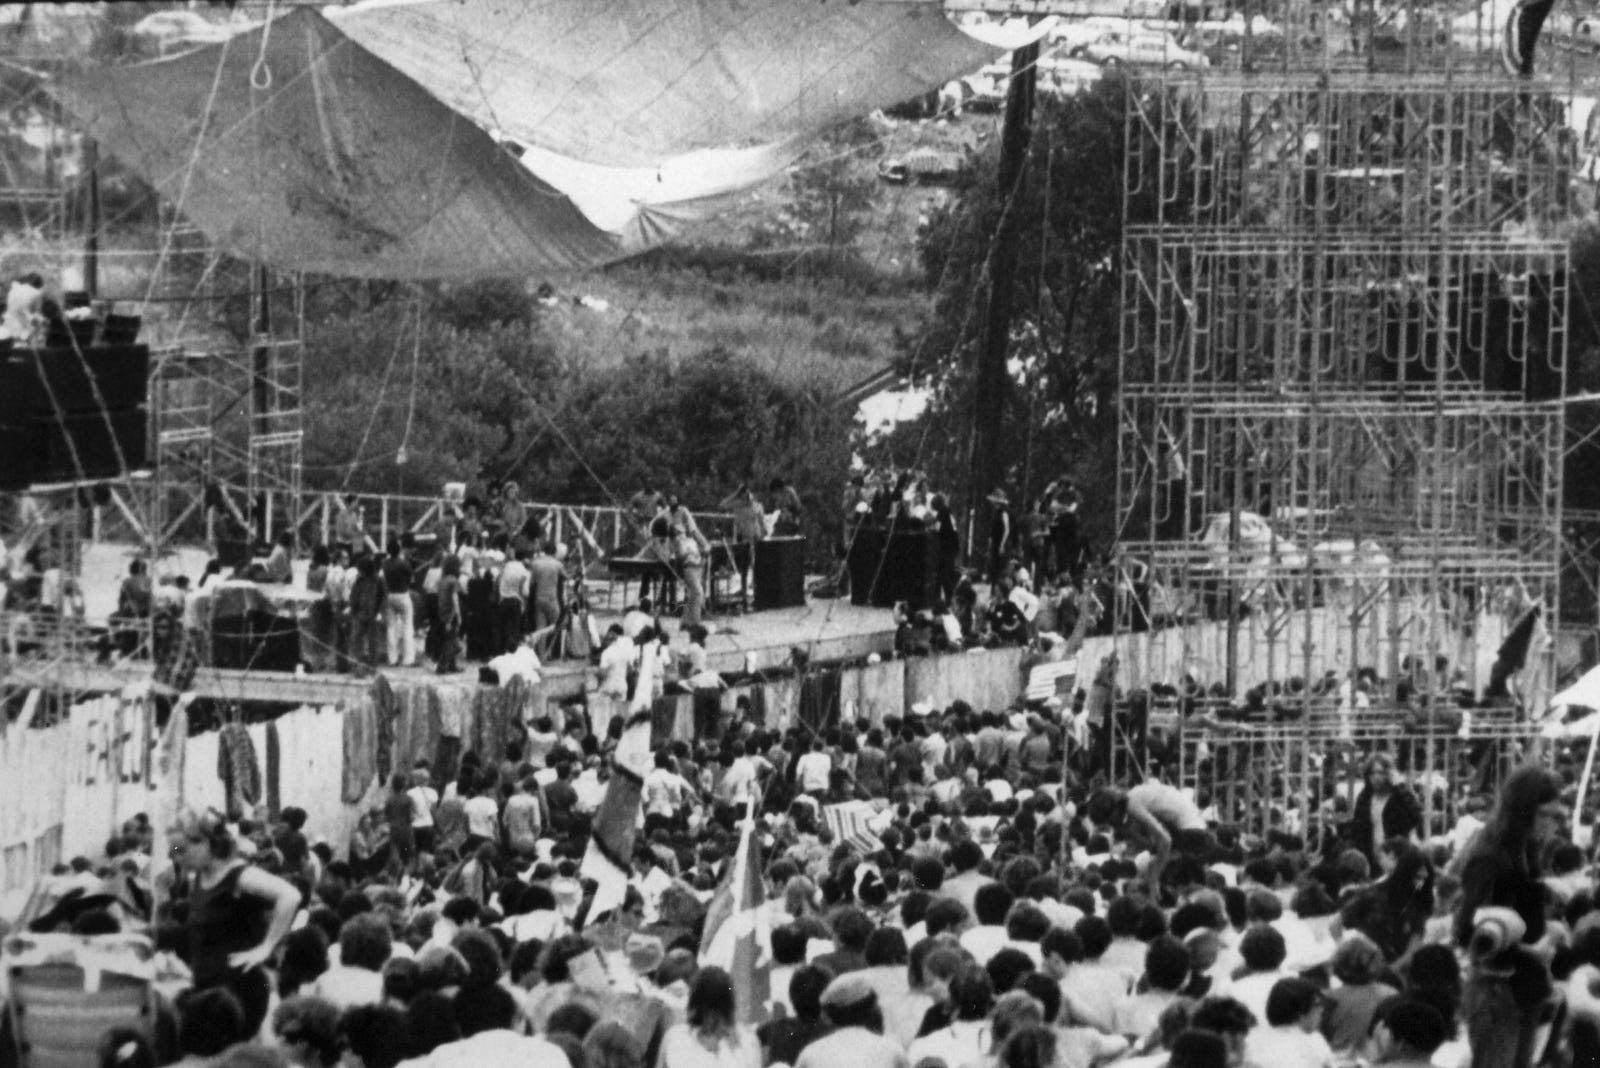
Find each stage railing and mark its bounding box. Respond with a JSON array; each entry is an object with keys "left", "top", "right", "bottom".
[{"left": 294, "top": 491, "right": 733, "bottom": 560}]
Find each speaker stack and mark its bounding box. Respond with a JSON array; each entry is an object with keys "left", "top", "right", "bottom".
[
  {"left": 5, "top": 341, "right": 150, "bottom": 485},
  {"left": 848, "top": 526, "right": 937, "bottom": 610},
  {"left": 753, "top": 536, "right": 807, "bottom": 610}
]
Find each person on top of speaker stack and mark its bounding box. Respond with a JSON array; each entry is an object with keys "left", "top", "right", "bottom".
[
  {"left": 932, "top": 494, "right": 961, "bottom": 605},
  {"left": 985, "top": 488, "right": 1014, "bottom": 585},
  {"left": 1, "top": 271, "right": 43, "bottom": 341}
]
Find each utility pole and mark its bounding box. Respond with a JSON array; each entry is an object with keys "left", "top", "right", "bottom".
[
  {"left": 84, "top": 138, "right": 99, "bottom": 299},
  {"left": 968, "top": 40, "right": 1038, "bottom": 547}
]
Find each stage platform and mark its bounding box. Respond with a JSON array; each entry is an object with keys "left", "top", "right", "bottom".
[{"left": 2, "top": 597, "right": 898, "bottom": 706}]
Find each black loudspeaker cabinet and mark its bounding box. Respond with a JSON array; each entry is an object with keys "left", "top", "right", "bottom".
[
  {"left": 0, "top": 357, "right": 30, "bottom": 490},
  {"left": 212, "top": 612, "right": 300, "bottom": 671},
  {"left": 25, "top": 344, "right": 150, "bottom": 414},
  {"left": 753, "top": 536, "right": 806, "bottom": 610},
  {"left": 849, "top": 527, "right": 937, "bottom": 610},
  {"left": 32, "top": 408, "right": 148, "bottom": 483}
]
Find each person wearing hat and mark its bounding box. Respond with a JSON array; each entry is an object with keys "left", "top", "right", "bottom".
[
  {"left": 795, "top": 972, "right": 908, "bottom": 1068},
  {"left": 985, "top": 488, "right": 1014, "bottom": 585}
]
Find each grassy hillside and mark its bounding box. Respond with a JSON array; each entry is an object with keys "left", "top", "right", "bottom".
[{"left": 522, "top": 110, "right": 993, "bottom": 394}]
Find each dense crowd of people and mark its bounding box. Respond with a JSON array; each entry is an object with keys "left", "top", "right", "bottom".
[{"left": 11, "top": 677, "right": 1600, "bottom": 1068}]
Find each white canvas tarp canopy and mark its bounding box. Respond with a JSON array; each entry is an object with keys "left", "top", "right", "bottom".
[
  {"left": 50, "top": 9, "right": 622, "bottom": 279},
  {"left": 48, "top": 1, "right": 994, "bottom": 277},
  {"left": 327, "top": 0, "right": 996, "bottom": 168}
]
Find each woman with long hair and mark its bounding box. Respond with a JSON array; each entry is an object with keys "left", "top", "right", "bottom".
[
  {"left": 1338, "top": 839, "right": 1435, "bottom": 962},
  {"left": 1347, "top": 753, "right": 1422, "bottom": 867},
  {"left": 1456, "top": 764, "right": 1565, "bottom": 1068},
  {"left": 659, "top": 967, "right": 759, "bottom": 1068}
]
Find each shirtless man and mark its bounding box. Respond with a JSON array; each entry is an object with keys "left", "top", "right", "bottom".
[{"left": 1089, "top": 780, "right": 1211, "bottom": 892}]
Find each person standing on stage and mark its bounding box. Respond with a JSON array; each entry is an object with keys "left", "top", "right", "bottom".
[
  {"left": 528, "top": 540, "right": 564, "bottom": 634},
  {"left": 719, "top": 483, "right": 766, "bottom": 604},
  {"left": 667, "top": 494, "right": 711, "bottom": 629},
  {"left": 496, "top": 547, "right": 531, "bottom": 654},
  {"left": 986, "top": 489, "right": 1014, "bottom": 584}
]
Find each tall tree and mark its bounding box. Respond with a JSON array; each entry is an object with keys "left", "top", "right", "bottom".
[{"left": 880, "top": 71, "right": 1188, "bottom": 550}]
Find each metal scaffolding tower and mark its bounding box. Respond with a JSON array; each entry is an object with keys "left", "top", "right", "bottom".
[
  {"left": 1113, "top": 4, "right": 1571, "bottom": 722},
  {"left": 146, "top": 203, "right": 307, "bottom": 549}
]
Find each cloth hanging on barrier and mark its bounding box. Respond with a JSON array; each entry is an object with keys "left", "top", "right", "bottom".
[
  {"left": 744, "top": 685, "right": 768, "bottom": 728},
  {"left": 650, "top": 695, "right": 679, "bottom": 748},
  {"left": 468, "top": 677, "right": 522, "bottom": 764},
  {"left": 763, "top": 675, "right": 802, "bottom": 733},
  {"left": 437, "top": 683, "right": 470, "bottom": 739},
  {"left": 853, "top": 659, "right": 907, "bottom": 727},
  {"left": 216, "top": 722, "right": 261, "bottom": 817},
  {"left": 798, "top": 669, "right": 842, "bottom": 735},
  {"left": 342, "top": 697, "right": 378, "bottom": 803},
  {"left": 386, "top": 681, "right": 443, "bottom": 773},
  {"left": 265, "top": 721, "right": 281, "bottom": 819},
  {"left": 433, "top": 734, "right": 463, "bottom": 794},
  {"left": 692, "top": 690, "right": 722, "bottom": 740},
  {"left": 372, "top": 676, "right": 399, "bottom": 785},
  {"left": 153, "top": 605, "right": 199, "bottom": 692}
]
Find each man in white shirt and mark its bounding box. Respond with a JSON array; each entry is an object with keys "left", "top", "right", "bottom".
[
  {"left": 920, "top": 729, "right": 949, "bottom": 779},
  {"left": 960, "top": 883, "right": 1018, "bottom": 964},
  {"left": 907, "top": 965, "right": 995, "bottom": 1068},
  {"left": 407, "top": 766, "right": 439, "bottom": 855},
  {"left": 395, "top": 980, "right": 570, "bottom": 1068},
  {"left": 1110, "top": 936, "right": 1189, "bottom": 1041},
  {"left": 306, "top": 914, "right": 390, "bottom": 1009},
  {"left": 644, "top": 752, "right": 694, "bottom": 823},
  {"left": 463, "top": 782, "right": 500, "bottom": 849},
  {"left": 595, "top": 625, "right": 637, "bottom": 734},
  {"left": 716, "top": 742, "right": 759, "bottom": 811},
  {"left": 794, "top": 739, "right": 833, "bottom": 796},
  {"left": 496, "top": 549, "right": 531, "bottom": 655},
  {"left": 1009, "top": 581, "right": 1041, "bottom": 622},
  {"left": 1044, "top": 927, "right": 1126, "bottom": 1036},
  {"left": 1221, "top": 924, "right": 1292, "bottom": 1023},
  {"left": 796, "top": 974, "right": 909, "bottom": 1068},
  {"left": 622, "top": 598, "right": 655, "bottom": 641},
  {"left": 1245, "top": 977, "right": 1336, "bottom": 1068}
]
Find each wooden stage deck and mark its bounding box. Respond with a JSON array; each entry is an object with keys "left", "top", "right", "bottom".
[{"left": 3, "top": 598, "right": 898, "bottom": 706}]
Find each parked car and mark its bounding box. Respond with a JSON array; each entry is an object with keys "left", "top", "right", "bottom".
[
  {"left": 1038, "top": 55, "right": 1104, "bottom": 95},
  {"left": 877, "top": 148, "right": 965, "bottom": 186},
  {"left": 964, "top": 61, "right": 1013, "bottom": 112},
  {"left": 1069, "top": 27, "right": 1211, "bottom": 68},
  {"left": 966, "top": 52, "right": 1102, "bottom": 111}
]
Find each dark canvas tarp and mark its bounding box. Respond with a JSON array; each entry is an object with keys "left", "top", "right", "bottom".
[
  {"left": 49, "top": 9, "right": 621, "bottom": 280},
  {"left": 330, "top": 0, "right": 996, "bottom": 168}
]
